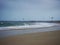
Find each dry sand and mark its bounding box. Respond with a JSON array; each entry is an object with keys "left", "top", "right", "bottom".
[{"left": 0, "top": 30, "right": 60, "bottom": 45}]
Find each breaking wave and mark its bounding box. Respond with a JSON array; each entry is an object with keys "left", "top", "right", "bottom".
[{"left": 0, "top": 23, "right": 57, "bottom": 30}]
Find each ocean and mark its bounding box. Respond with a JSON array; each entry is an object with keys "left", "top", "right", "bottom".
[
  {"left": 0, "top": 21, "right": 60, "bottom": 38},
  {"left": 0, "top": 21, "right": 29, "bottom": 27},
  {"left": 0, "top": 21, "right": 56, "bottom": 30}
]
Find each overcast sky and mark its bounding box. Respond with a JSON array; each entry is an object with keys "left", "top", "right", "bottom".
[{"left": 0, "top": 0, "right": 60, "bottom": 21}]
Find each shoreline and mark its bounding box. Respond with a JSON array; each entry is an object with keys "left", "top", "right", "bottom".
[{"left": 0, "top": 25, "right": 60, "bottom": 38}]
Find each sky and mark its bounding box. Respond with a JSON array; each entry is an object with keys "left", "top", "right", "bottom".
[{"left": 0, "top": 0, "right": 60, "bottom": 21}]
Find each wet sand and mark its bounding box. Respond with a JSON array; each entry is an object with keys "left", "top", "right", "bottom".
[{"left": 0, "top": 30, "right": 60, "bottom": 45}]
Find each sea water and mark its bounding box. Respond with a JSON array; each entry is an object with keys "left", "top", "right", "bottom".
[
  {"left": 0, "top": 21, "right": 60, "bottom": 38},
  {"left": 0, "top": 21, "right": 57, "bottom": 30}
]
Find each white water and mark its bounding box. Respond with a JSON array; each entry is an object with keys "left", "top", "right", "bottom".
[{"left": 0, "top": 23, "right": 57, "bottom": 30}]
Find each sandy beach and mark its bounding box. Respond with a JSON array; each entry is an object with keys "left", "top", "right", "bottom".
[{"left": 0, "top": 30, "right": 60, "bottom": 45}]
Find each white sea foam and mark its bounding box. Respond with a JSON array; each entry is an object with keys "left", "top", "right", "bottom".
[{"left": 0, "top": 23, "right": 57, "bottom": 30}]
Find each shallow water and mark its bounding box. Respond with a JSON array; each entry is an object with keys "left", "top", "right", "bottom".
[{"left": 0, "top": 25, "right": 60, "bottom": 38}]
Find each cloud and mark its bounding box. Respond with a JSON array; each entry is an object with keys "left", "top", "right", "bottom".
[
  {"left": 17, "top": 0, "right": 59, "bottom": 10},
  {"left": 5, "top": 0, "right": 59, "bottom": 11},
  {"left": 0, "top": 0, "right": 60, "bottom": 21}
]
